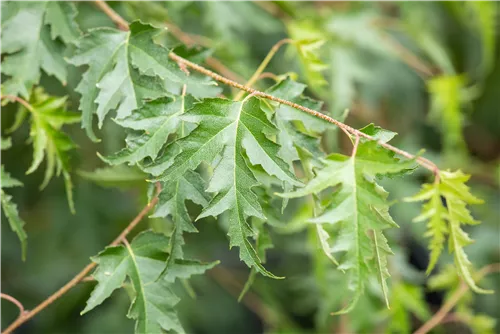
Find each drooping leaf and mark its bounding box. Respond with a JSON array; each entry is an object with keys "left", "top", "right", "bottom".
[
  {"left": 282, "top": 128, "right": 415, "bottom": 312},
  {"left": 151, "top": 97, "right": 300, "bottom": 276},
  {"left": 406, "top": 170, "right": 491, "bottom": 294},
  {"left": 82, "top": 231, "right": 217, "bottom": 334},
  {"left": 0, "top": 1, "right": 79, "bottom": 98},
  {"left": 68, "top": 21, "right": 214, "bottom": 141},
  {"left": 14, "top": 88, "right": 80, "bottom": 213},
  {"left": 1, "top": 165, "right": 27, "bottom": 260}
]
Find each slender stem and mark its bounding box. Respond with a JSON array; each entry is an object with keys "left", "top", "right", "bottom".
[
  {"left": 234, "top": 38, "right": 293, "bottom": 100},
  {"left": 94, "top": 1, "right": 128, "bottom": 31},
  {"left": 0, "top": 95, "right": 34, "bottom": 112},
  {"left": 1, "top": 293, "right": 25, "bottom": 319},
  {"left": 165, "top": 21, "right": 244, "bottom": 83},
  {"left": 169, "top": 52, "right": 438, "bottom": 174},
  {"left": 414, "top": 263, "right": 500, "bottom": 334},
  {"left": 94, "top": 0, "right": 439, "bottom": 175},
  {"left": 2, "top": 183, "right": 162, "bottom": 334}
]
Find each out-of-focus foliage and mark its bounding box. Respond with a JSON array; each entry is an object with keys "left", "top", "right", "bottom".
[{"left": 2, "top": 1, "right": 499, "bottom": 334}]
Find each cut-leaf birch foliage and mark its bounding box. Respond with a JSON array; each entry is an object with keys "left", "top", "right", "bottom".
[
  {"left": 82, "top": 231, "right": 218, "bottom": 334},
  {"left": 6, "top": 88, "right": 80, "bottom": 213},
  {"left": 0, "top": 1, "right": 79, "bottom": 98},
  {"left": 405, "top": 170, "right": 492, "bottom": 294},
  {"left": 68, "top": 21, "right": 215, "bottom": 141},
  {"left": 153, "top": 97, "right": 300, "bottom": 277},
  {"left": 281, "top": 127, "right": 415, "bottom": 312}
]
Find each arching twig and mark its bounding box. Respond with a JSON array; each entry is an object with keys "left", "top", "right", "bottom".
[{"left": 2, "top": 183, "right": 162, "bottom": 334}]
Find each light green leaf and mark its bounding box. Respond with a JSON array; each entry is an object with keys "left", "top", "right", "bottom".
[
  {"left": 21, "top": 88, "right": 79, "bottom": 213},
  {"left": 406, "top": 170, "right": 491, "bottom": 294},
  {"left": 467, "top": 2, "right": 496, "bottom": 74},
  {"left": 287, "top": 21, "right": 329, "bottom": 89},
  {"left": 428, "top": 75, "right": 468, "bottom": 161},
  {"left": 83, "top": 231, "right": 217, "bottom": 334},
  {"left": 1, "top": 137, "right": 12, "bottom": 150},
  {"left": 1, "top": 167, "right": 27, "bottom": 261},
  {"left": 77, "top": 165, "right": 147, "bottom": 189},
  {"left": 282, "top": 131, "right": 415, "bottom": 312},
  {"left": 45, "top": 2, "right": 81, "bottom": 44}
]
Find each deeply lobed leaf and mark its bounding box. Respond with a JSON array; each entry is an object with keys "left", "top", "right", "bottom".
[
  {"left": 282, "top": 128, "right": 415, "bottom": 312},
  {"left": 406, "top": 170, "right": 491, "bottom": 294},
  {"left": 83, "top": 231, "right": 218, "bottom": 334}
]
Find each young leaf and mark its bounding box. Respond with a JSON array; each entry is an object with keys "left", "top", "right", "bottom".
[
  {"left": 406, "top": 170, "right": 492, "bottom": 294},
  {"left": 151, "top": 97, "right": 300, "bottom": 277},
  {"left": 287, "top": 21, "right": 329, "bottom": 89},
  {"left": 1, "top": 137, "right": 12, "bottom": 150},
  {"left": 82, "top": 231, "right": 217, "bottom": 334},
  {"left": 68, "top": 21, "right": 214, "bottom": 141},
  {"left": 281, "top": 129, "right": 415, "bottom": 313},
  {"left": 21, "top": 89, "right": 80, "bottom": 213},
  {"left": 1, "top": 1, "right": 79, "bottom": 98},
  {"left": 1, "top": 165, "right": 27, "bottom": 260}
]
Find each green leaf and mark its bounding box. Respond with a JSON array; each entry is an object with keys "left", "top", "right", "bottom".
[
  {"left": 266, "top": 77, "right": 330, "bottom": 163},
  {"left": 282, "top": 130, "right": 415, "bottom": 312},
  {"left": 406, "top": 170, "right": 491, "bottom": 294},
  {"left": 1, "top": 166, "right": 27, "bottom": 260},
  {"left": 77, "top": 165, "right": 147, "bottom": 189},
  {"left": 101, "top": 96, "right": 193, "bottom": 165},
  {"left": 152, "top": 97, "right": 299, "bottom": 276},
  {"left": 287, "top": 21, "right": 329, "bottom": 89},
  {"left": 428, "top": 75, "right": 468, "bottom": 161},
  {"left": 387, "top": 283, "right": 431, "bottom": 333},
  {"left": 467, "top": 2, "right": 497, "bottom": 74},
  {"left": 1, "top": 137, "right": 12, "bottom": 150},
  {"left": 22, "top": 88, "right": 79, "bottom": 213},
  {"left": 69, "top": 20, "right": 217, "bottom": 141},
  {"left": 1, "top": 1, "right": 77, "bottom": 98},
  {"left": 151, "top": 170, "right": 210, "bottom": 277},
  {"left": 83, "top": 231, "right": 217, "bottom": 334}
]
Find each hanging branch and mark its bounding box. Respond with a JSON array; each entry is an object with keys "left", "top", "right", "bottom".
[{"left": 2, "top": 183, "right": 162, "bottom": 334}]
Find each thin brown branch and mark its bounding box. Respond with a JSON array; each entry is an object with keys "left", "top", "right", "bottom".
[
  {"left": 414, "top": 263, "right": 500, "bottom": 334},
  {"left": 169, "top": 52, "right": 439, "bottom": 174},
  {"left": 2, "top": 183, "right": 162, "bottom": 334},
  {"left": 93, "top": 0, "right": 439, "bottom": 175},
  {"left": 94, "top": 1, "right": 128, "bottom": 31},
  {"left": 1, "top": 95, "right": 34, "bottom": 112}
]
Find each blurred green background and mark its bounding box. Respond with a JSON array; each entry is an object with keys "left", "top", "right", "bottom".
[{"left": 2, "top": 2, "right": 499, "bottom": 333}]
